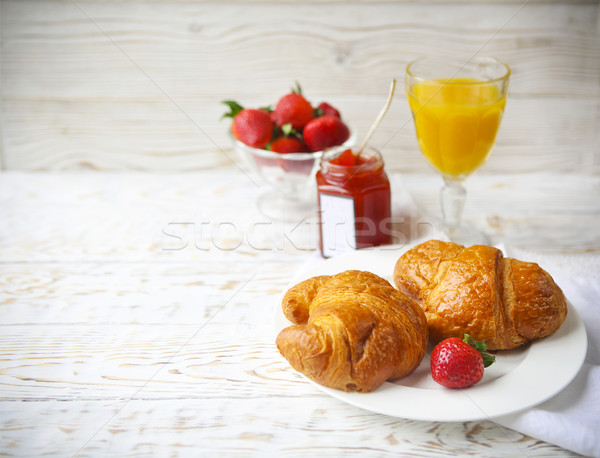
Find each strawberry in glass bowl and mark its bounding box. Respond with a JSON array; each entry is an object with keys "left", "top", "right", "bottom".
[{"left": 222, "top": 84, "right": 356, "bottom": 221}]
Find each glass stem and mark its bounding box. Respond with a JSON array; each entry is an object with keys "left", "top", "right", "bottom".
[{"left": 440, "top": 178, "right": 466, "bottom": 233}]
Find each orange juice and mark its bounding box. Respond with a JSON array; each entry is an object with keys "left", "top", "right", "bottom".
[{"left": 407, "top": 78, "right": 506, "bottom": 179}]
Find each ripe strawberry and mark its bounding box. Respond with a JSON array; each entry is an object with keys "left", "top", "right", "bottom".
[
  {"left": 430, "top": 334, "right": 495, "bottom": 389},
  {"left": 303, "top": 115, "right": 350, "bottom": 152},
  {"left": 231, "top": 108, "right": 274, "bottom": 149},
  {"left": 272, "top": 92, "right": 314, "bottom": 130},
  {"left": 269, "top": 136, "right": 306, "bottom": 154},
  {"left": 317, "top": 102, "right": 341, "bottom": 118},
  {"left": 270, "top": 137, "right": 313, "bottom": 174}
]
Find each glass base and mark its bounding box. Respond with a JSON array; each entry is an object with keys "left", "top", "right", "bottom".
[
  {"left": 257, "top": 190, "right": 317, "bottom": 223},
  {"left": 444, "top": 222, "right": 490, "bottom": 246}
]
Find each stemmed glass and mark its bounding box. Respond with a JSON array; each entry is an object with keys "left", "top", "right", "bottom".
[{"left": 405, "top": 56, "right": 510, "bottom": 244}]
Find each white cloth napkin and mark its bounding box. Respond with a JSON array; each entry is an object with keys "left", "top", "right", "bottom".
[{"left": 495, "top": 247, "right": 600, "bottom": 458}]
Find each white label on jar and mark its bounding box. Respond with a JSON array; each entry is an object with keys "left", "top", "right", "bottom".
[{"left": 319, "top": 193, "right": 356, "bottom": 258}]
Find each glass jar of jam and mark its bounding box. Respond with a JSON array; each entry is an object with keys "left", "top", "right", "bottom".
[{"left": 316, "top": 148, "right": 392, "bottom": 258}]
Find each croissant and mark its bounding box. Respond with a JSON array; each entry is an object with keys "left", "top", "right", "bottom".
[
  {"left": 393, "top": 240, "right": 568, "bottom": 350},
  {"left": 276, "top": 270, "right": 428, "bottom": 392}
]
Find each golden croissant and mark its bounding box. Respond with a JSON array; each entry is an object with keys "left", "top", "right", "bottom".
[
  {"left": 276, "top": 270, "right": 428, "bottom": 392},
  {"left": 393, "top": 240, "right": 568, "bottom": 350}
]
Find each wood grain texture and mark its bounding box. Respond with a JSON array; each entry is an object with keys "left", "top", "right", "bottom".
[
  {"left": 0, "top": 170, "right": 323, "bottom": 262},
  {"left": 0, "top": 399, "right": 581, "bottom": 457},
  {"left": 0, "top": 171, "right": 598, "bottom": 265},
  {"left": 1, "top": 0, "right": 598, "bottom": 172},
  {"left": 0, "top": 171, "right": 596, "bottom": 456}
]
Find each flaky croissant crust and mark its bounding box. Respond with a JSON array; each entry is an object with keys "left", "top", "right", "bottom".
[
  {"left": 393, "top": 240, "right": 568, "bottom": 350},
  {"left": 276, "top": 270, "right": 428, "bottom": 392}
]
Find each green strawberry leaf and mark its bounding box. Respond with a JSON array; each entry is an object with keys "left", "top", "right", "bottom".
[
  {"left": 281, "top": 123, "right": 294, "bottom": 136},
  {"left": 464, "top": 334, "right": 496, "bottom": 368},
  {"left": 274, "top": 124, "right": 302, "bottom": 142},
  {"left": 464, "top": 334, "right": 487, "bottom": 352},
  {"left": 481, "top": 353, "right": 496, "bottom": 368},
  {"left": 292, "top": 81, "right": 303, "bottom": 95},
  {"left": 221, "top": 100, "right": 244, "bottom": 120},
  {"left": 280, "top": 122, "right": 299, "bottom": 135}
]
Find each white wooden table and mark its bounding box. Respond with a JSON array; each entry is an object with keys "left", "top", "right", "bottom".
[{"left": 1, "top": 169, "right": 597, "bottom": 456}]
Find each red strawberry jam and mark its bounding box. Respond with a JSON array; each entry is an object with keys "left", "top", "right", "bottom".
[{"left": 316, "top": 149, "right": 392, "bottom": 257}]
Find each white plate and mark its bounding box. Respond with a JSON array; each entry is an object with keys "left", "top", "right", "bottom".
[{"left": 273, "top": 245, "right": 588, "bottom": 422}]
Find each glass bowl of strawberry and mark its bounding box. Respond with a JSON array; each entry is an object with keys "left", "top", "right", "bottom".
[{"left": 223, "top": 88, "right": 356, "bottom": 221}]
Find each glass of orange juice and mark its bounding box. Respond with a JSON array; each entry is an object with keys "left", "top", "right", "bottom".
[{"left": 405, "top": 56, "right": 510, "bottom": 243}]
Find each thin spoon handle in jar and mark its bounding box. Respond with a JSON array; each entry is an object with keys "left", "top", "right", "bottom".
[{"left": 357, "top": 78, "right": 397, "bottom": 154}]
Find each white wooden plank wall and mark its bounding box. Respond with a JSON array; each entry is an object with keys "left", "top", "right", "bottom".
[{"left": 1, "top": 0, "right": 598, "bottom": 173}]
